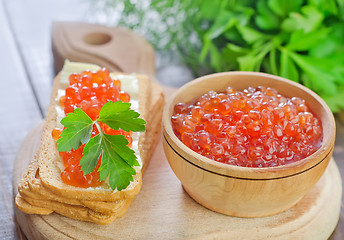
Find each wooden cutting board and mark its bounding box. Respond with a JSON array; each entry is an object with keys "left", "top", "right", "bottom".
[
  {"left": 51, "top": 21, "right": 156, "bottom": 80},
  {"left": 13, "top": 22, "right": 342, "bottom": 239},
  {"left": 12, "top": 124, "right": 343, "bottom": 240}
]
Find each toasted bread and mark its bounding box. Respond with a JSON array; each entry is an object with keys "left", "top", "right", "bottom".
[
  {"left": 18, "top": 192, "right": 133, "bottom": 225},
  {"left": 18, "top": 155, "right": 129, "bottom": 214},
  {"left": 16, "top": 61, "right": 165, "bottom": 224},
  {"left": 38, "top": 73, "right": 146, "bottom": 201},
  {"left": 15, "top": 194, "right": 53, "bottom": 215}
]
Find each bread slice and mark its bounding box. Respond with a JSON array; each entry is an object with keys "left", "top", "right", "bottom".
[
  {"left": 17, "top": 84, "right": 164, "bottom": 219},
  {"left": 18, "top": 155, "right": 129, "bottom": 214},
  {"left": 16, "top": 61, "right": 165, "bottom": 224},
  {"left": 15, "top": 194, "right": 53, "bottom": 215},
  {"left": 18, "top": 192, "right": 133, "bottom": 225},
  {"left": 37, "top": 73, "right": 146, "bottom": 201},
  {"left": 140, "top": 83, "right": 165, "bottom": 173}
]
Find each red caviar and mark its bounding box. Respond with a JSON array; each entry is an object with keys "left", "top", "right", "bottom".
[
  {"left": 171, "top": 86, "right": 323, "bottom": 168},
  {"left": 52, "top": 68, "right": 132, "bottom": 187}
]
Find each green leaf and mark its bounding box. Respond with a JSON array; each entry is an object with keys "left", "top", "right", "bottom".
[
  {"left": 103, "top": 134, "right": 139, "bottom": 166},
  {"left": 280, "top": 50, "right": 299, "bottom": 82},
  {"left": 107, "top": 155, "right": 136, "bottom": 191},
  {"left": 207, "top": 10, "right": 237, "bottom": 40},
  {"left": 309, "top": 37, "right": 339, "bottom": 58},
  {"left": 308, "top": 0, "right": 339, "bottom": 16},
  {"left": 99, "top": 134, "right": 138, "bottom": 191},
  {"left": 255, "top": 0, "right": 280, "bottom": 30},
  {"left": 200, "top": 34, "right": 211, "bottom": 63},
  {"left": 199, "top": 0, "right": 223, "bottom": 20},
  {"left": 288, "top": 52, "right": 338, "bottom": 95},
  {"left": 269, "top": 48, "right": 278, "bottom": 75},
  {"left": 300, "top": 73, "right": 313, "bottom": 89},
  {"left": 220, "top": 8, "right": 254, "bottom": 44},
  {"left": 223, "top": 28, "right": 244, "bottom": 44},
  {"left": 286, "top": 28, "right": 330, "bottom": 51},
  {"left": 209, "top": 41, "right": 222, "bottom": 71},
  {"left": 281, "top": 5, "right": 324, "bottom": 33},
  {"left": 237, "top": 42, "right": 272, "bottom": 71},
  {"left": 309, "top": 23, "right": 344, "bottom": 57},
  {"left": 98, "top": 101, "right": 146, "bottom": 132},
  {"left": 79, "top": 134, "right": 102, "bottom": 175},
  {"left": 322, "top": 88, "right": 344, "bottom": 113},
  {"left": 57, "top": 108, "right": 93, "bottom": 152},
  {"left": 219, "top": 43, "right": 249, "bottom": 70},
  {"left": 268, "top": 0, "right": 303, "bottom": 17},
  {"left": 323, "top": 22, "right": 344, "bottom": 44},
  {"left": 331, "top": 55, "right": 344, "bottom": 85},
  {"left": 337, "top": 0, "right": 344, "bottom": 18},
  {"left": 238, "top": 54, "right": 260, "bottom": 71},
  {"left": 105, "top": 0, "right": 344, "bottom": 112},
  {"left": 236, "top": 25, "right": 267, "bottom": 44},
  {"left": 226, "top": 43, "right": 250, "bottom": 55},
  {"left": 224, "top": 43, "right": 250, "bottom": 61},
  {"left": 57, "top": 95, "right": 145, "bottom": 190}
]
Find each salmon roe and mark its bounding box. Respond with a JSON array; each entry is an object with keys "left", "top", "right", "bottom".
[
  {"left": 52, "top": 68, "right": 132, "bottom": 187},
  {"left": 171, "top": 86, "right": 323, "bottom": 168}
]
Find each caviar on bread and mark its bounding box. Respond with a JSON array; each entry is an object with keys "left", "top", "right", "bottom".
[
  {"left": 15, "top": 61, "right": 164, "bottom": 224},
  {"left": 53, "top": 67, "right": 144, "bottom": 190}
]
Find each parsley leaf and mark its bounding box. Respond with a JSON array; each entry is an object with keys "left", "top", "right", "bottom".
[
  {"left": 322, "top": 88, "right": 344, "bottom": 113},
  {"left": 100, "top": 0, "right": 344, "bottom": 112},
  {"left": 98, "top": 101, "right": 146, "bottom": 132},
  {"left": 268, "top": 0, "right": 302, "bottom": 17},
  {"left": 280, "top": 49, "right": 299, "bottom": 82},
  {"left": 79, "top": 134, "right": 102, "bottom": 175},
  {"left": 57, "top": 108, "right": 93, "bottom": 152},
  {"left": 281, "top": 5, "right": 324, "bottom": 33},
  {"left": 57, "top": 101, "right": 145, "bottom": 191},
  {"left": 102, "top": 134, "right": 139, "bottom": 167},
  {"left": 288, "top": 51, "right": 338, "bottom": 95},
  {"left": 100, "top": 134, "right": 138, "bottom": 191},
  {"left": 255, "top": 0, "right": 280, "bottom": 30}
]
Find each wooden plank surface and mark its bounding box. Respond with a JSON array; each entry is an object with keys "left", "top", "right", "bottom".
[
  {"left": 3, "top": 0, "right": 90, "bottom": 114},
  {"left": 0, "top": 1, "right": 42, "bottom": 239},
  {"left": 1, "top": 0, "right": 344, "bottom": 239}
]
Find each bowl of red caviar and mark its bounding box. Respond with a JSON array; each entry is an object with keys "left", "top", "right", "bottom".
[{"left": 162, "top": 71, "right": 335, "bottom": 217}]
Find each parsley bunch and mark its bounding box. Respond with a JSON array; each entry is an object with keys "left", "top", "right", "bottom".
[
  {"left": 57, "top": 101, "right": 146, "bottom": 191},
  {"left": 90, "top": 0, "right": 344, "bottom": 112}
]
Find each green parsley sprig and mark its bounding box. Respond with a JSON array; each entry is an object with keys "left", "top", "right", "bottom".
[
  {"left": 56, "top": 101, "right": 146, "bottom": 191},
  {"left": 91, "top": 0, "right": 344, "bottom": 112}
]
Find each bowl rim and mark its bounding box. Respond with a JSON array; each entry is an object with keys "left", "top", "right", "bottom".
[{"left": 162, "top": 71, "right": 336, "bottom": 179}]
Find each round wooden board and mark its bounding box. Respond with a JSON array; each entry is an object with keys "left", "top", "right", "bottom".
[{"left": 13, "top": 124, "right": 342, "bottom": 240}]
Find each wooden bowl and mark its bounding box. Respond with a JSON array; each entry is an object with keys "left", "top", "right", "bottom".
[{"left": 162, "top": 72, "right": 336, "bottom": 217}]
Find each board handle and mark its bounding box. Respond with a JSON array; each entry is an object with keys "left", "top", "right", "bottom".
[{"left": 52, "top": 21, "right": 156, "bottom": 80}]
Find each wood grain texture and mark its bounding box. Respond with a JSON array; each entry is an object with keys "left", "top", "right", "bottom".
[
  {"left": 4, "top": 1, "right": 91, "bottom": 115},
  {"left": 52, "top": 22, "right": 156, "bottom": 81},
  {"left": 0, "top": 1, "right": 43, "bottom": 239},
  {"left": 13, "top": 123, "right": 342, "bottom": 240}
]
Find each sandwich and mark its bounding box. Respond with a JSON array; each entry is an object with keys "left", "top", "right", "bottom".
[{"left": 15, "top": 60, "right": 164, "bottom": 224}]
